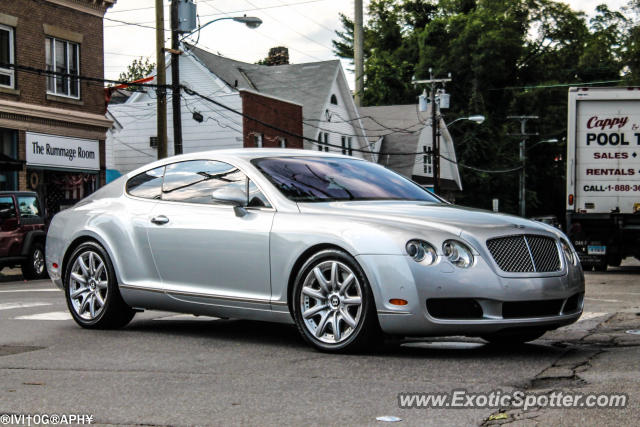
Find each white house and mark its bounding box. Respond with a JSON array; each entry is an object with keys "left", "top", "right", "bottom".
[
  {"left": 359, "top": 104, "right": 462, "bottom": 191},
  {"left": 106, "top": 45, "right": 370, "bottom": 176}
]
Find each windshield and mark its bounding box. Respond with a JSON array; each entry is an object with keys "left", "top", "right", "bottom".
[{"left": 251, "top": 157, "right": 440, "bottom": 203}]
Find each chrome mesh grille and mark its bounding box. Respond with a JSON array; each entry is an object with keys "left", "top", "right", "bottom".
[
  {"left": 486, "top": 235, "right": 560, "bottom": 273},
  {"left": 526, "top": 235, "right": 561, "bottom": 272}
]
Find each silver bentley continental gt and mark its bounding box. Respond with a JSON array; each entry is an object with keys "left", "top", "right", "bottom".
[{"left": 45, "top": 149, "right": 584, "bottom": 352}]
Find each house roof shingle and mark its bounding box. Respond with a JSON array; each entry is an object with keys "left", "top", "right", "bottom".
[{"left": 187, "top": 44, "right": 340, "bottom": 128}]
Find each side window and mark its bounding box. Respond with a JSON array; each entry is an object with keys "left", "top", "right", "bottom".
[
  {"left": 0, "top": 196, "right": 16, "bottom": 221},
  {"left": 162, "top": 160, "right": 246, "bottom": 205},
  {"left": 126, "top": 166, "right": 164, "bottom": 199},
  {"left": 248, "top": 180, "right": 272, "bottom": 208},
  {"left": 17, "top": 196, "right": 41, "bottom": 218}
]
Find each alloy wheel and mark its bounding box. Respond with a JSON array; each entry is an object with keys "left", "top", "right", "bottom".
[
  {"left": 68, "top": 251, "right": 109, "bottom": 320},
  {"left": 299, "top": 260, "right": 363, "bottom": 344},
  {"left": 33, "top": 248, "right": 45, "bottom": 275}
]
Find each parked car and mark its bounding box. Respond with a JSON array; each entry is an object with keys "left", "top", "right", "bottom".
[
  {"left": 0, "top": 191, "right": 48, "bottom": 279},
  {"left": 45, "top": 149, "right": 585, "bottom": 352}
]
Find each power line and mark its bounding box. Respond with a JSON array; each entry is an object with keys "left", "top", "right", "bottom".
[
  {"left": 1, "top": 62, "right": 164, "bottom": 88},
  {"left": 493, "top": 79, "right": 626, "bottom": 91},
  {"left": 104, "top": 16, "right": 171, "bottom": 31},
  {"left": 244, "top": 0, "right": 334, "bottom": 53},
  {"left": 188, "top": 3, "right": 327, "bottom": 62},
  {"left": 104, "top": 0, "right": 332, "bottom": 29},
  {"left": 3, "top": 59, "right": 525, "bottom": 173}
]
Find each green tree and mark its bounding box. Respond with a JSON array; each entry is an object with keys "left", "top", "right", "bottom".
[
  {"left": 333, "top": 0, "right": 634, "bottom": 217},
  {"left": 118, "top": 57, "right": 155, "bottom": 85}
]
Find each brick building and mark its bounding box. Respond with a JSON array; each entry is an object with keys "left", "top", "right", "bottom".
[
  {"left": 0, "top": 0, "right": 113, "bottom": 216},
  {"left": 240, "top": 90, "right": 303, "bottom": 149}
]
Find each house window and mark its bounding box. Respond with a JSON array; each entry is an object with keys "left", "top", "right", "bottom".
[
  {"left": 253, "top": 133, "right": 263, "bottom": 148},
  {"left": 422, "top": 146, "right": 432, "bottom": 175},
  {"left": 318, "top": 132, "right": 330, "bottom": 151},
  {"left": 330, "top": 94, "right": 338, "bottom": 105},
  {"left": 279, "top": 137, "right": 286, "bottom": 148},
  {"left": 0, "top": 25, "right": 15, "bottom": 88},
  {"left": 341, "top": 136, "right": 353, "bottom": 155},
  {"left": 45, "top": 37, "right": 80, "bottom": 98}
]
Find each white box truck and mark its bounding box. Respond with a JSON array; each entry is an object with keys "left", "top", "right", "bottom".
[{"left": 566, "top": 87, "right": 640, "bottom": 270}]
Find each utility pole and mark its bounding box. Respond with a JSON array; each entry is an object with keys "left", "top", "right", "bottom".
[
  {"left": 413, "top": 70, "right": 451, "bottom": 194},
  {"left": 155, "top": 0, "right": 167, "bottom": 159},
  {"left": 507, "top": 116, "right": 539, "bottom": 217},
  {"left": 170, "top": 0, "right": 183, "bottom": 155},
  {"left": 354, "top": 0, "right": 364, "bottom": 106}
]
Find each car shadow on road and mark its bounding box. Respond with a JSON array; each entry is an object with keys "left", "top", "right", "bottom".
[
  {"left": 589, "top": 265, "right": 640, "bottom": 275},
  {"left": 125, "top": 317, "right": 568, "bottom": 359}
]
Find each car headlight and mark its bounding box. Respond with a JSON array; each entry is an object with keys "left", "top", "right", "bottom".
[
  {"left": 560, "top": 239, "right": 577, "bottom": 266},
  {"left": 442, "top": 240, "right": 474, "bottom": 268},
  {"left": 406, "top": 240, "right": 437, "bottom": 265}
]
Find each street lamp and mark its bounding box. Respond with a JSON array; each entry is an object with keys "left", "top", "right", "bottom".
[
  {"left": 172, "top": 14, "right": 262, "bottom": 156},
  {"left": 449, "top": 115, "right": 485, "bottom": 127},
  {"left": 520, "top": 138, "right": 560, "bottom": 217},
  {"left": 446, "top": 115, "right": 485, "bottom": 127},
  {"left": 181, "top": 15, "right": 263, "bottom": 40}
]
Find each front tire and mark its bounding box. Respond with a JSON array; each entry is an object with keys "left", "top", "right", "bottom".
[
  {"left": 22, "top": 242, "right": 48, "bottom": 280},
  {"left": 292, "top": 249, "right": 381, "bottom": 353},
  {"left": 64, "top": 241, "right": 134, "bottom": 329}
]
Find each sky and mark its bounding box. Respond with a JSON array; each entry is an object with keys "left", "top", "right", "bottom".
[{"left": 103, "top": 0, "right": 632, "bottom": 86}]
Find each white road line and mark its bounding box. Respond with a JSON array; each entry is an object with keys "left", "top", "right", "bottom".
[
  {"left": 0, "top": 288, "right": 60, "bottom": 293},
  {"left": 578, "top": 312, "right": 609, "bottom": 321},
  {"left": 14, "top": 311, "right": 72, "bottom": 320},
  {"left": 585, "top": 297, "right": 621, "bottom": 303},
  {"left": 0, "top": 302, "right": 52, "bottom": 311}
]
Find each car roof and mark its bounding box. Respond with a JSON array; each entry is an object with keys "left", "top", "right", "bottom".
[
  {"left": 126, "top": 148, "right": 364, "bottom": 178},
  {"left": 178, "top": 148, "right": 359, "bottom": 160}
]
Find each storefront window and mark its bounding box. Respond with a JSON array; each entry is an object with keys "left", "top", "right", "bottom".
[{"left": 0, "top": 128, "right": 18, "bottom": 191}]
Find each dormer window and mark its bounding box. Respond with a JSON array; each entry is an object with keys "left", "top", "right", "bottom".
[{"left": 330, "top": 94, "right": 338, "bottom": 105}]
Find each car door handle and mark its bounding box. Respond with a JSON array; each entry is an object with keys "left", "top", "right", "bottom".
[{"left": 151, "top": 215, "right": 169, "bottom": 225}]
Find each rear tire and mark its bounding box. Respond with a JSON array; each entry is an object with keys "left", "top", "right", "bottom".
[
  {"left": 64, "top": 241, "right": 134, "bottom": 329},
  {"left": 292, "top": 249, "right": 381, "bottom": 353},
  {"left": 22, "top": 242, "right": 48, "bottom": 280},
  {"left": 482, "top": 329, "right": 546, "bottom": 346}
]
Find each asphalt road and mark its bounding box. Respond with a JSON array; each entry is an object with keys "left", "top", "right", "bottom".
[{"left": 0, "top": 263, "right": 639, "bottom": 426}]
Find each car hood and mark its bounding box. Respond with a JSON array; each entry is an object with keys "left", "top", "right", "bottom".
[{"left": 297, "top": 201, "right": 561, "bottom": 239}]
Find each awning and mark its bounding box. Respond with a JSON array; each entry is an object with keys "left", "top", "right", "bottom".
[{"left": 0, "top": 154, "right": 24, "bottom": 172}]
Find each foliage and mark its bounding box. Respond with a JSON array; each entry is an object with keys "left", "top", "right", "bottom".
[
  {"left": 118, "top": 57, "right": 155, "bottom": 91},
  {"left": 333, "top": 0, "right": 640, "bottom": 219},
  {"left": 256, "top": 47, "right": 290, "bottom": 66}
]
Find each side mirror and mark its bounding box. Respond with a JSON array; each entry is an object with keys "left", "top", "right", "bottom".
[{"left": 211, "top": 187, "right": 248, "bottom": 217}]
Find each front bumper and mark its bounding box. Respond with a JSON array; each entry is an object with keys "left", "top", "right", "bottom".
[{"left": 357, "top": 254, "right": 585, "bottom": 337}]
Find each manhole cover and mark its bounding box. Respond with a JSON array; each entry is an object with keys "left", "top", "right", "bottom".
[{"left": 625, "top": 330, "right": 640, "bottom": 335}]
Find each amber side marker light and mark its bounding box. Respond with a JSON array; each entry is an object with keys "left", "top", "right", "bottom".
[
  {"left": 568, "top": 194, "right": 574, "bottom": 206},
  {"left": 389, "top": 299, "right": 408, "bottom": 306}
]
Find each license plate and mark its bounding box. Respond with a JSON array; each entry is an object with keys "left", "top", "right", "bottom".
[{"left": 587, "top": 245, "right": 606, "bottom": 255}]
